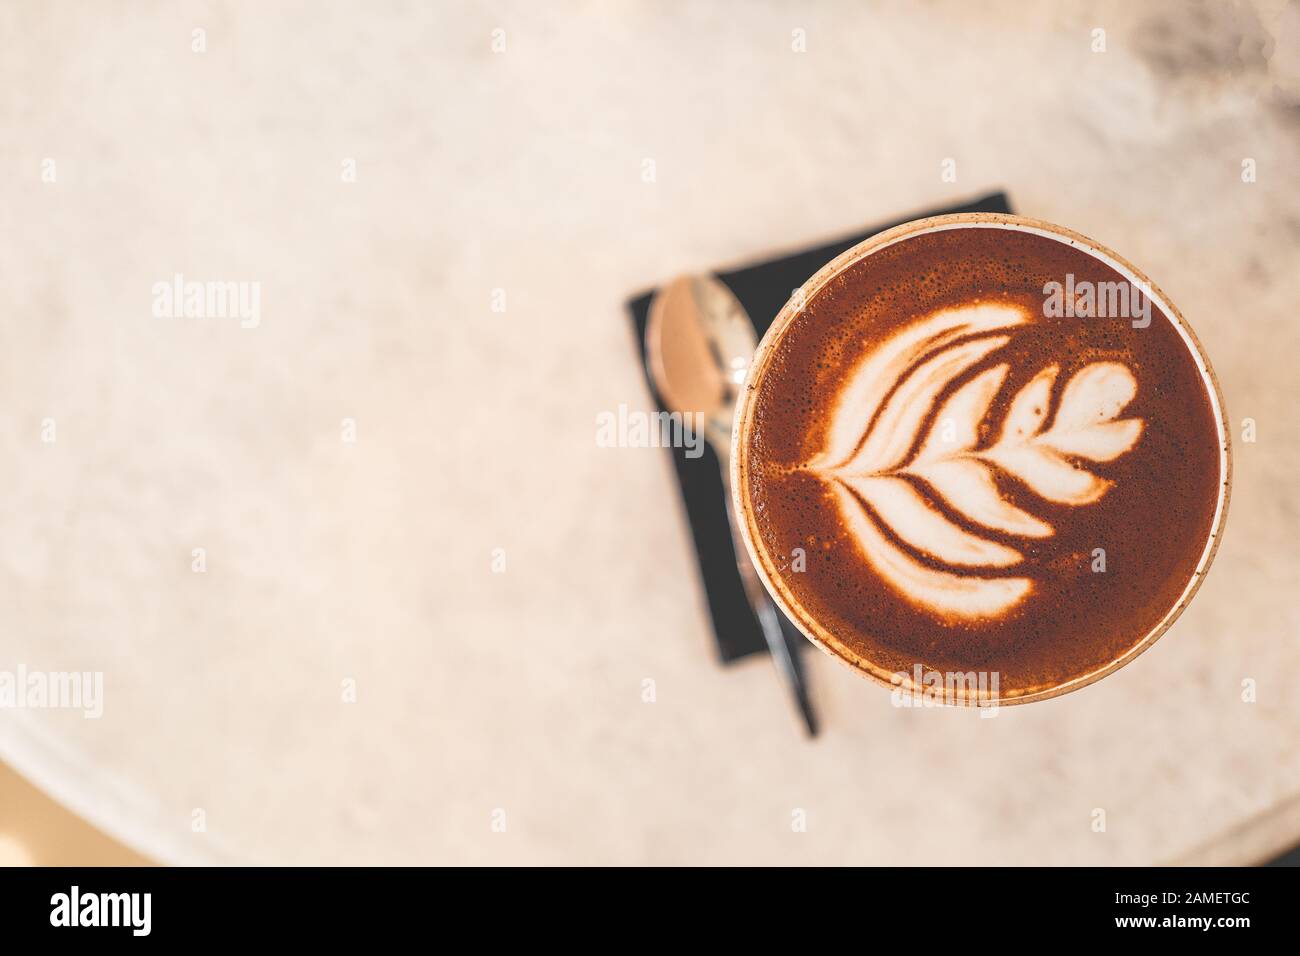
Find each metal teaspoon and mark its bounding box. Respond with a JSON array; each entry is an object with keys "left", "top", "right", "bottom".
[{"left": 646, "top": 274, "right": 818, "bottom": 737}]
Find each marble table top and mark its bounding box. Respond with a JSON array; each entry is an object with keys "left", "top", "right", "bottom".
[{"left": 1, "top": 1, "right": 1297, "bottom": 865}]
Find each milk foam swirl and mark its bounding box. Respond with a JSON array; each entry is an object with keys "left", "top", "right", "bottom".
[{"left": 805, "top": 303, "right": 1145, "bottom": 620}]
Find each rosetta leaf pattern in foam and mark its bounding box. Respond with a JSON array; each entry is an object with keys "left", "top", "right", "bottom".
[{"left": 806, "top": 305, "right": 1145, "bottom": 620}]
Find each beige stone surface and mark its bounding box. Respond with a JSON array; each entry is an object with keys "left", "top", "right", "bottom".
[
  {"left": 0, "top": 1, "right": 1297, "bottom": 865},
  {"left": 0, "top": 760, "right": 150, "bottom": 866}
]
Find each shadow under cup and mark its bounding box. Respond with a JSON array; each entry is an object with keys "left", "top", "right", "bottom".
[{"left": 731, "top": 214, "right": 1231, "bottom": 706}]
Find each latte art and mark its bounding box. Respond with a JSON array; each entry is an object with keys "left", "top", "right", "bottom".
[
  {"left": 804, "top": 303, "right": 1145, "bottom": 619},
  {"left": 734, "top": 216, "right": 1228, "bottom": 703}
]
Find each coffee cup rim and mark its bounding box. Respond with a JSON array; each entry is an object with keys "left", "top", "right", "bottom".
[{"left": 730, "top": 212, "right": 1232, "bottom": 706}]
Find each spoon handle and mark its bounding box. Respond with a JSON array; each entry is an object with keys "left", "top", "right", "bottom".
[{"left": 715, "top": 441, "right": 819, "bottom": 737}]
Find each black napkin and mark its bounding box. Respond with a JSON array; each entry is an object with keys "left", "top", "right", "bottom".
[{"left": 628, "top": 191, "right": 1014, "bottom": 662}]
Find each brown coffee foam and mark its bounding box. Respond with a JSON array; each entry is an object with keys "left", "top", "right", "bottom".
[{"left": 742, "top": 225, "right": 1223, "bottom": 699}]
